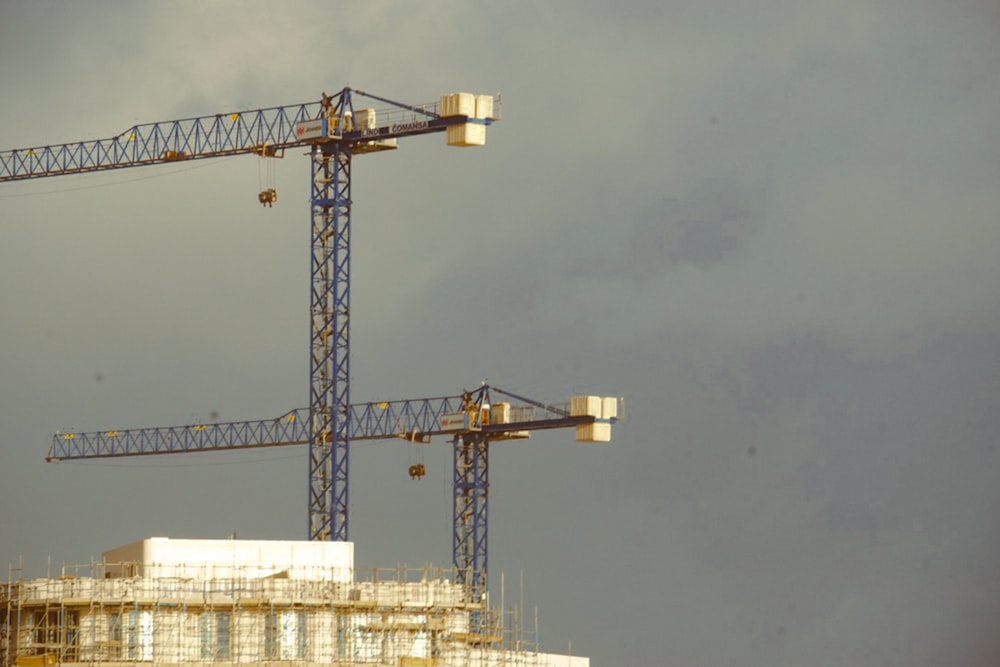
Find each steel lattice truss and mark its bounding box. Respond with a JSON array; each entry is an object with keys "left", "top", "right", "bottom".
[
  {"left": 48, "top": 387, "right": 594, "bottom": 461},
  {"left": 0, "top": 90, "right": 476, "bottom": 182}
]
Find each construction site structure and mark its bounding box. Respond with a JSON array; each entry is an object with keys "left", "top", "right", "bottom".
[{"left": 1, "top": 538, "right": 586, "bottom": 667}]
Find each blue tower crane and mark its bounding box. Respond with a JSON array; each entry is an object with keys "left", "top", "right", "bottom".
[
  {"left": 47, "top": 384, "right": 619, "bottom": 600},
  {"left": 2, "top": 87, "right": 618, "bottom": 603}
]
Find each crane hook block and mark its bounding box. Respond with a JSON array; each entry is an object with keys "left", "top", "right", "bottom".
[
  {"left": 258, "top": 189, "right": 277, "bottom": 207},
  {"left": 408, "top": 463, "right": 426, "bottom": 480}
]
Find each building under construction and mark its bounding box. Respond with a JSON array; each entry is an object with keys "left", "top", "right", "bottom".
[{"left": 2, "top": 538, "right": 585, "bottom": 667}]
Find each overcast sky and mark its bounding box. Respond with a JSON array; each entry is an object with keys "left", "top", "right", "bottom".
[{"left": 2, "top": 1, "right": 999, "bottom": 665}]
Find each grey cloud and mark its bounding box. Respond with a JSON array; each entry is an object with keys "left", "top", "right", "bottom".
[{"left": 3, "top": 2, "right": 1000, "bottom": 665}]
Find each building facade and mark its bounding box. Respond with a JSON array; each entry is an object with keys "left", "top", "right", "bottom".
[{"left": 2, "top": 538, "right": 586, "bottom": 667}]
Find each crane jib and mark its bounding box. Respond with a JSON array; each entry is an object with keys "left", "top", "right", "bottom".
[{"left": 0, "top": 94, "right": 497, "bottom": 181}]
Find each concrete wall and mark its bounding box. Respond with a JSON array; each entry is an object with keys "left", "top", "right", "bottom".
[{"left": 101, "top": 538, "right": 354, "bottom": 583}]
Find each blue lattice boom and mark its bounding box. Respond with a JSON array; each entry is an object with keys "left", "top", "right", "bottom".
[
  {"left": 47, "top": 387, "right": 604, "bottom": 461},
  {"left": 0, "top": 90, "right": 495, "bottom": 182}
]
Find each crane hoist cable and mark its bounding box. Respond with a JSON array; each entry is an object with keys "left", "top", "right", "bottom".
[{"left": 253, "top": 142, "right": 283, "bottom": 206}]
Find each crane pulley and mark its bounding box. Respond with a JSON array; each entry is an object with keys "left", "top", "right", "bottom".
[{"left": 257, "top": 188, "right": 277, "bottom": 207}]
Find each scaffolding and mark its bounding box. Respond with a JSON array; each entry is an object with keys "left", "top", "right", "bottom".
[{"left": 2, "top": 553, "right": 570, "bottom": 667}]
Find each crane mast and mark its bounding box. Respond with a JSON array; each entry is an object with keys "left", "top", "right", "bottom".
[
  {"left": 3, "top": 86, "right": 619, "bottom": 605},
  {"left": 309, "top": 94, "right": 353, "bottom": 542}
]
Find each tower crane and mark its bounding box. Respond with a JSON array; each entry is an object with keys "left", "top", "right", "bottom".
[
  {"left": 1, "top": 87, "right": 619, "bottom": 602},
  {"left": 47, "top": 384, "right": 619, "bottom": 600}
]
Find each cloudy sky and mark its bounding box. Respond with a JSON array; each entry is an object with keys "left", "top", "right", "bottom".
[{"left": 2, "top": 1, "right": 999, "bottom": 665}]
